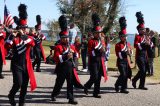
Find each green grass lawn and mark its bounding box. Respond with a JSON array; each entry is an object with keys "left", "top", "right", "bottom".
[
  {"left": 43, "top": 41, "right": 160, "bottom": 82},
  {"left": 152, "top": 56, "right": 160, "bottom": 81},
  {"left": 42, "top": 40, "right": 54, "bottom": 56}
]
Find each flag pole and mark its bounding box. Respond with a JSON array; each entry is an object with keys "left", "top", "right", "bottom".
[{"left": 4, "top": 0, "right": 6, "bottom": 25}]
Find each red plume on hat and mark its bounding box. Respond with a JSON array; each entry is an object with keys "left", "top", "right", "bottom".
[
  {"left": 18, "top": 4, "right": 28, "bottom": 28},
  {"left": 119, "top": 16, "right": 127, "bottom": 37},
  {"left": 35, "top": 15, "right": 41, "bottom": 30},
  {"left": 58, "top": 15, "right": 69, "bottom": 38},
  {"left": 136, "top": 11, "right": 145, "bottom": 30},
  {"left": 92, "top": 13, "right": 102, "bottom": 32}
]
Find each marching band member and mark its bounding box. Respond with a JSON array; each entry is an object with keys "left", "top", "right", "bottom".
[
  {"left": 32, "top": 15, "right": 46, "bottom": 72},
  {"left": 73, "top": 35, "right": 81, "bottom": 71},
  {"left": 7, "top": 4, "right": 37, "bottom": 106},
  {"left": 51, "top": 15, "right": 84, "bottom": 105},
  {"left": 81, "top": 34, "right": 88, "bottom": 72},
  {"left": 84, "top": 13, "right": 108, "bottom": 98},
  {"left": 147, "top": 30, "right": 156, "bottom": 76},
  {"left": 132, "top": 12, "right": 148, "bottom": 90},
  {"left": 115, "top": 17, "right": 132, "bottom": 94}
]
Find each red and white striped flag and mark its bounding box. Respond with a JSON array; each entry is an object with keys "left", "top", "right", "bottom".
[{"left": 4, "top": 4, "right": 14, "bottom": 27}]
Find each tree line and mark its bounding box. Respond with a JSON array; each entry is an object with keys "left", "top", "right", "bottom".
[{"left": 45, "top": 0, "right": 126, "bottom": 41}]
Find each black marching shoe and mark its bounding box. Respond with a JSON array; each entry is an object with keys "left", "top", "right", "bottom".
[
  {"left": 138, "top": 87, "right": 148, "bottom": 90},
  {"left": 36, "top": 69, "right": 41, "bottom": 72},
  {"left": 115, "top": 84, "right": 119, "bottom": 92},
  {"left": 68, "top": 99, "right": 78, "bottom": 105},
  {"left": 93, "top": 94, "right": 101, "bottom": 98},
  {"left": 51, "top": 96, "right": 56, "bottom": 101},
  {"left": 84, "top": 87, "right": 88, "bottom": 95},
  {"left": 19, "top": 103, "right": 25, "bottom": 106},
  {"left": 0, "top": 74, "right": 4, "bottom": 79},
  {"left": 132, "top": 80, "right": 136, "bottom": 88},
  {"left": 120, "top": 89, "right": 129, "bottom": 94},
  {"left": 8, "top": 94, "right": 16, "bottom": 106}
]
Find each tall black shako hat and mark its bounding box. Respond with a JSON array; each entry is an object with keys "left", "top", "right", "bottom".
[
  {"left": 119, "top": 16, "right": 127, "bottom": 37},
  {"left": 136, "top": 11, "right": 145, "bottom": 30},
  {"left": 35, "top": 15, "right": 41, "bottom": 31},
  {"left": 92, "top": 13, "right": 102, "bottom": 33},
  {"left": 18, "top": 4, "right": 28, "bottom": 28},
  {"left": 13, "top": 16, "right": 19, "bottom": 30},
  {"left": 58, "top": 15, "right": 69, "bottom": 38}
]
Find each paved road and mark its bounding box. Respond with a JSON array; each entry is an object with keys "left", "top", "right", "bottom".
[{"left": 0, "top": 60, "right": 160, "bottom": 106}]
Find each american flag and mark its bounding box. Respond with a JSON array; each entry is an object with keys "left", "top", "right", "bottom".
[{"left": 4, "top": 4, "right": 14, "bottom": 27}]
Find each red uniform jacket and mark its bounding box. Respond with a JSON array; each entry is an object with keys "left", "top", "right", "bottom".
[
  {"left": 134, "top": 34, "right": 147, "bottom": 59},
  {"left": 6, "top": 35, "right": 37, "bottom": 91},
  {"left": 88, "top": 38, "right": 108, "bottom": 82},
  {"left": 0, "top": 31, "right": 6, "bottom": 65},
  {"left": 53, "top": 43, "right": 81, "bottom": 83},
  {"left": 115, "top": 41, "right": 132, "bottom": 60},
  {"left": 115, "top": 41, "right": 132, "bottom": 79}
]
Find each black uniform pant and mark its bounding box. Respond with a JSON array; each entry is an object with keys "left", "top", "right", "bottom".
[
  {"left": 84, "top": 58, "right": 102, "bottom": 95},
  {"left": 30, "top": 47, "right": 34, "bottom": 60},
  {"left": 9, "top": 69, "right": 29, "bottom": 103},
  {"left": 132, "top": 57, "right": 147, "bottom": 88},
  {"left": 51, "top": 62, "right": 83, "bottom": 100},
  {"left": 81, "top": 49, "right": 87, "bottom": 69},
  {"left": 32, "top": 48, "right": 42, "bottom": 71},
  {"left": 148, "top": 58, "right": 154, "bottom": 75},
  {"left": 115, "top": 61, "right": 128, "bottom": 90},
  {"left": 0, "top": 52, "right": 3, "bottom": 75}
]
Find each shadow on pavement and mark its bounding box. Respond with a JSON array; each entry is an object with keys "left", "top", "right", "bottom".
[
  {"left": 0, "top": 86, "right": 117, "bottom": 105},
  {"left": 146, "top": 82, "right": 160, "bottom": 85}
]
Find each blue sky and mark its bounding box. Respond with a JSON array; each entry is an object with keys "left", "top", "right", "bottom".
[
  {"left": 0, "top": 0, "right": 160, "bottom": 34},
  {"left": 125, "top": 0, "right": 160, "bottom": 34},
  {"left": 0, "top": 0, "right": 60, "bottom": 29}
]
